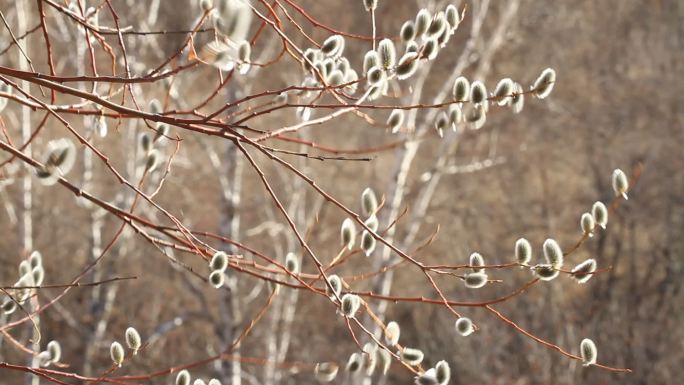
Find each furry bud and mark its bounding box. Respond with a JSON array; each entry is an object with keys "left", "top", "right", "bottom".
[
  {"left": 427, "top": 12, "right": 447, "bottom": 37},
  {"left": 47, "top": 340, "right": 61, "bottom": 363},
  {"left": 571, "top": 259, "right": 597, "bottom": 284},
  {"left": 493, "top": 78, "right": 514, "bottom": 105},
  {"left": 363, "top": 51, "right": 380, "bottom": 75},
  {"left": 210, "top": 251, "right": 229, "bottom": 272},
  {"left": 125, "top": 327, "right": 141, "bottom": 353},
  {"left": 445, "top": 5, "right": 460, "bottom": 31},
  {"left": 435, "top": 360, "right": 450, "bottom": 385},
  {"left": 581, "top": 212, "right": 595, "bottom": 237},
  {"left": 361, "top": 187, "right": 379, "bottom": 216},
  {"left": 341, "top": 218, "right": 356, "bottom": 250},
  {"left": 321, "top": 35, "right": 345, "bottom": 59},
  {"left": 385, "top": 321, "right": 400, "bottom": 345},
  {"left": 434, "top": 111, "right": 449, "bottom": 138},
  {"left": 465, "top": 104, "right": 487, "bottom": 130},
  {"left": 448, "top": 105, "right": 462, "bottom": 131},
  {"left": 377, "top": 39, "right": 397, "bottom": 69},
  {"left": 340, "top": 294, "right": 361, "bottom": 317},
  {"left": 580, "top": 338, "right": 597, "bottom": 366},
  {"left": 378, "top": 348, "right": 391, "bottom": 375},
  {"left": 361, "top": 231, "right": 376, "bottom": 257},
  {"left": 510, "top": 82, "right": 525, "bottom": 113},
  {"left": 515, "top": 238, "right": 532, "bottom": 265},
  {"left": 469, "top": 252, "right": 485, "bottom": 273},
  {"left": 325, "top": 274, "right": 343, "bottom": 299},
  {"left": 543, "top": 238, "right": 564, "bottom": 268},
  {"left": 415, "top": 369, "right": 438, "bottom": 385},
  {"left": 285, "top": 252, "right": 300, "bottom": 274},
  {"left": 470, "top": 81, "right": 487, "bottom": 105},
  {"left": 400, "top": 347, "right": 424, "bottom": 366},
  {"left": 532, "top": 264, "right": 559, "bottom": 281},
  {"left": 396, "top": 52, "right": 419, "bottom": 80},
  {"left": 532, "top": 68, "right": 556, "bottom": 99},
  {"left": 612, "top": 168, "right": 629, "bottom": 199},
  {"left": 592, "top": 201, "right": 608, "bottom": 229},
  {"left": 452, "top": 76, "right": 469, "bottom": 102},
  {"left": 455, "top": 317, "right": 474, "bottom": 336},
  {"left": 464, "top": 272, "right": 488, "bottom": 288},
  {"left": 175, "top": 370, "right": 191, "bottom": 385},
  {"left": 110, "top": 341, "right": 125, "bottom": 367},
  {"left": 415, "top": 9, "right": 431, "bottom": 37},
  {"left": 401, "top": 21, "right": 416, "bottom": 42},
  {"left": 209, "top": 270, "right": 225, "bottom": 288},
  {"left": 387, "top": 109, "right": 405, "bottom": 133}
]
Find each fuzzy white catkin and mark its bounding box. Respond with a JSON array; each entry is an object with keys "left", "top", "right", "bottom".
[
  {"left": 401, "top": 21, "right": 416, "bottom": 42},
  {"left": 543, "top": 238, "right": 564, "bottom": 268},
  {"left": 466, "top": 104, "right": 487, "bottom": 130},
  {"left": 400, "top": 347, "right": 424, "bottom": 366},
  {"left": 175, "top": 370, "right": 191, "bottom": 385},
  {"left": 47, "top": 340, "right": 61, "bottom": 363},
  {"left": 208, "top": 379, "right": 221, "bottom": 385},
  {"left": 435, "top": 360, "right": 451, "bottom": 385},
  {"left": 434, "top": 111, "right": 449, "bottom": 138},
  {"left": 571, "top": 259, "right": 597, "bottom": 284},
  {"left": 612, "top": 168, "right": 629, "bottom": 199},
  {"left": 581, "top": 212, "right": 596, "bottom": 237},
  {"left": 285, "top": 252, "right": 300, "bottom": 274},
  {"left": 341, "top": 218, "right": 355, "bottom": 250},
  {"left": 377, "top": 39, "right": 397, "bottom": 69},
  {"left": 452, "top": 76, "right": 469, "bottom": 102},
  {"left": 340, "top": 294, "right": 361, "bottom": 317},
  {"left": 455, "top": 317, "right": 474, "bottom": 336},
  {"left": 364, "top": 215, "right": 379, "bottom": 232},
  {"left": 427, "top": 12, "right": 447, "bottom": 37},
  {"left": 580, "top": 338, "right": 597, "bottom": 366},
  {"left": 361, "top": 231, "right": 376, "bottom": 256},
  {"left": 367, "top": 66, "right": 385, "bottom": 87},
  {"left": 29, "top": 250, "right": 42, "bottom": 269},
  {"left": 326, "top": 274, "right": 342, "bottom": 299},
  {"left": 210, "top": 251, "right": 229, "bottom": 272},
  {"left": 363, "top": 51, "right": 380, "bottom": 75},
  {"left": 415, "top": 9, "right": 431, "bottom": 37},
  {"left": 193, "top": 380, "right": 207, "bottom": 385},
  {"left": 510, "top": 82, "right": 525, "bottom": 114},
  {"left": 361, "top": 187, "right": 378, "bottom": 216},
  {"left": 445, "top": 5, "right": 459, "bottom": 31},
  {"left": 321, "top": 35, "right": 344, "bottom": 58},
  {"left": 415, "top": 369, "right": 438, "bottom": 385},
  {"left": 125, "top": 327, "right": 141, "bottom": 353},
  {"left": 387, "top": 109, "right": 405, "bottom": 133},
  {"left": 469, "top": 252, "right": 485, "bottom": 273},
  {"left": 532, "top": 264, "right": 559, "bottom": 281},
  {"left": 448, "top": 105, "right": 462, "bottom": 130},
  {"left": 110, "top": 341, "right": 125, "bottom": 367},
  {"left": 592, "top": 201, "right": 608, "bottom": 228},
  {"left": 209, "top": 270, "right": 225, "bottom": 288},
  {"left": 464, "top": 272, "right": 488, "bottom": 288},
  {"left": 532, "top": 68, "right": 556, "bottom": 99},
  {"left": 470, "top": 81, "right": 487, "bottom": 105},
  {"left": 494, "top": 78, "right": 514, "bottom": 105},
  {"left": 385, "top": 321, "right": 400, "bottom": 345},
  {"left": 422, "top": 37, "right": 439, "bottom": 60},
  {"left": 314, "top": 362, "right": 339, "bottom": 382},
  {"left": 396, "top": 52, "right": 419, "bottom": 80},
  {"left": 515, "top": 238, "right": 532, "bottom": 265}
]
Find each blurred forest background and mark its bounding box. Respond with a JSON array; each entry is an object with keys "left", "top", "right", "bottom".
[{"left": 0, "top": 0, "right": 682, "bottom": 384}]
